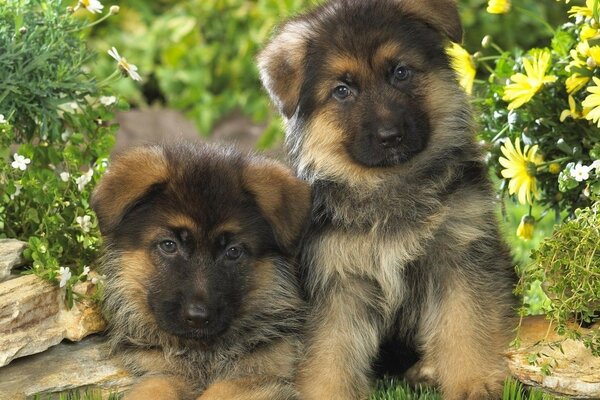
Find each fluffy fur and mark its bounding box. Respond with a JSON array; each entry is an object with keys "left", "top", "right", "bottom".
[
  {"left": 91, "top": 143, "right": 310, "bottom": 400},
  {"left": 258, "top": 1, "right": 517, "bottom": 399}
]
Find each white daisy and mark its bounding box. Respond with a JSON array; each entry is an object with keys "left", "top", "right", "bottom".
[
  {"left": 99, "top": 95, "right": 117, "bottom": 106},
  {"left": 75, "top": 0, "right": 104, "bottom": 14},
  {"left": 108, "top": 47, "right": 142, "bottom": 81},
  {"left": 76, "top": 215, "right": 92, "bottom": 233},
  {"left": 75, "top": 169, "right": 94, "bottom": 191}
]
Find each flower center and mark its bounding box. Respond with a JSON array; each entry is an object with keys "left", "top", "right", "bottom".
[{"left": 526, "top": 161, "right": 538, "bottom": 177}]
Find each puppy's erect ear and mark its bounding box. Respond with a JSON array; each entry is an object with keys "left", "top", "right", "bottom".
[
  {"left": 257, "top": 20, "right": 309, "bottom": 119},
  {"left": 91, "top": 146, "right": 168, "bottom": 235},
  {"left": 399, "top": 0, "right": 462, "bottom": 43},
  {"left": 243, "top": 159, "right": 311, "bottom": 255}
]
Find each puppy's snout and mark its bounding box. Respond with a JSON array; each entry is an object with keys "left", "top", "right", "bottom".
[
  {"left": 377, "top": 126, "right": 402, "bottom": 147},
  {"left": 183, "top": 301, "right": 210, "bottom": 327}
]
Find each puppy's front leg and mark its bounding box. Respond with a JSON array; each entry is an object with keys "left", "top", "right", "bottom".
[
  {"left": 296, "top": 280, "right": 382, "bottom": 400},
  {"left": 124, "top": 375, "right": 190, "bottom": 400},
  {"left": 198, "top": 376, "right": 297, "bottom": 400}
]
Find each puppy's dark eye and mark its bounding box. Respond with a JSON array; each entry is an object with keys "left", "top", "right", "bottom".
[
  {"left": 333, "top": 84, "right": 351, "bottom": 100},
  {"left": 159, "top": 240, "right": 178, "bottom": 254},
  {"left": 393, "top": 65, "right": 411, "bottom": 81},
  {"left": 225, "top": 246, "right": 243, "bottom": 260}
]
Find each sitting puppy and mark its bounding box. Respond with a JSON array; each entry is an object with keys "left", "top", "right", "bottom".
[
  {"left": 258, "top": 0, "right": 517, "bottom": 398},
  {"left": 91, "top": 143, "right": 310, "bottom": 400}
]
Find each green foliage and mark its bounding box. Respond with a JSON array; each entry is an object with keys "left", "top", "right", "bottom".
[
  {"left": 519, "top": 202, "right": 600, "bottom": 355},
  {"left": 460, "top": 0, "right": 569, "bottom": 52},
  {"left": 0, "top": 0, "right": 130, "bottom": 303},
  {"left": 88, "top": 0, "right": 318, "bottom": 146}
]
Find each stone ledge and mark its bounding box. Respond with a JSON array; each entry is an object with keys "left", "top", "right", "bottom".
[
  {"left": 0, "top": 239, "right": 27, "bottom": 282},
  {"left": 507, "top": 316, "right": 600, "bottom": 399},
  {"left": 0, "top": 335, "right": 133, "bottom": 400},
  {"left": 0, "top": 274, "right": 106, "bottom": 367}
]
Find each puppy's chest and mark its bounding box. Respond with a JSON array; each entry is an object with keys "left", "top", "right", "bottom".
[{"left": 308, "top": 226, "right": 432, "bottom": 303}]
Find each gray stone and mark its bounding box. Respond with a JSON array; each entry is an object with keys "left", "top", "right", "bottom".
[
  {"left": 0, "top": 239, "right": 27, "bottom": 282},
  {"left": 0, "top": 335, "right": 133, "bottom": 400},
  {"left": 507, "top": 316, "right": 600, "bottom": 398}
]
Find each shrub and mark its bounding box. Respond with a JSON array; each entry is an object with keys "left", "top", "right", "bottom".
[{"left": 0, "top": 0, "right": 135, "bottom": 306}]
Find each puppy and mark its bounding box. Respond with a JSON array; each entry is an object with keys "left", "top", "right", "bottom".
[
  {"left": 91, "top": 143, "right": 310, "bottom": 400},
  {"left": 258, "top": 1, "right": 517, "bottom": 399}
]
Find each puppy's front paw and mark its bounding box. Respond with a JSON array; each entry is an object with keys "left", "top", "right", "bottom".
[{"left": 124, "top": 376, "right": 185, "bottom": 400}]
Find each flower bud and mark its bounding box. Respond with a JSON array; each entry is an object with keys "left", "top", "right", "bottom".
[
  {"left": 548, "top": 163, "right": 561, "bottom": 175},
  {"left": 516, "top": 215, "right": 535, "bottom": 241},
  {"left": 481, "top": 35, "right": 493, "bottom": 49},
  {"left": 19, "top": 26, "right": 27, "bottom": 35},
  {"left": 110, "top": 5, "right": 120, "bottom": 15},
  {"left": 587, "top": 56, "right": 597, "bottom": 68},
  {"left": 66, "top": 6, "right": 74, "bottom": 14}
]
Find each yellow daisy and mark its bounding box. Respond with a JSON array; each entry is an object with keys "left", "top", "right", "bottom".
[
  {"left": 516, "top": 215, "right": 535, "bottom": 241},
  {"left": 568, "top": 0, "right": 598, "bottom": 19},
  {"left": 502, "top": 50, "right": 557, "bottom": 110},
  {"left": 487, "top": 0, "right": 511, "bottom": 14},
  {"left": 560, "top": 95, "right": 585, "bottom": 121},
  {"left": 582, "top": 76, "right": 600, "bottom": 127},
  {"left": 447, "top": 43, "right": 476, "bottom": 94},
  {"left": 581, "top": 25, "right": 600, "bottom": 41},
  {"left": 499, "top": 137, "right": 543, "bottom": 205}
]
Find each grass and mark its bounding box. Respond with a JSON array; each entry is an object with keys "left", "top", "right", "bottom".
[{"left": 31, "top": 378, "right": 565, "bottom": 400}]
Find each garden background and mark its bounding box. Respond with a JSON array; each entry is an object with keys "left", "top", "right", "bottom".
[{"left": 0, "top": 0, "right": 599, "bottom": 399}]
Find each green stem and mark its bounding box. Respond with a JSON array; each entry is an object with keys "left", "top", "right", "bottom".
[
  {"left": 491, "top": 124, "right": 509, "bottom": 143},
  {"left": 97, "top": 69, "right": 121, "bottom": 87},
  {"left": 66, "top": 11, "right": 114, "bottom": 33},
  {"left": 515, "top": 6, "right": 555, "bottom": 36}
]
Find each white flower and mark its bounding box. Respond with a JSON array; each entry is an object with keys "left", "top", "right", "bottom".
[
  {"left": 108, "top": 47, "right": 142, "bottom": 81},
  {"left": 58, "top": 267, "right": 72, "bottom": 288},
  {"left": 60, "top": 172, "right": 71, "bottom": 182},
  {"left": 0, "top": 114, "right": 6, "bottom": 124},
  {"left": 61, "top": 131, "right": 71, "bottom": 142},
  {"left": 75, "top": 169, "right": 94, "bottom": 191},
  {"left": 75, "top": 0, "right": 104, "bottom": 14},
  {"left": 76, "top": 215, "right": 92, "bottom": 233},
  {"left": 9, "top": 184, "right": 22, "bottom": 200},
  {"left": 82, "top": 266, "right": 91, "bottom": 276},
  {"left": 11, "top": 153, "right": 31, "bottom": 171},
  {"left": 590, "top": 160, "right": 600, "bottom": 173},
  {"left": 571, "top": 162, "right": 591, "bottom": 182},
  {"left": 99, "top": 95, "right": 117, "bottom": 106}
]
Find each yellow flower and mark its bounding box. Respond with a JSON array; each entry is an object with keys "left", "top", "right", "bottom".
[
  {"left": 548, "top": 163, "right": 562, "bottom": 174},
  {"left": 447, "top": 43, "right": 476, "bottom": 94},
  {"left": 581, "top": 25, "right": 600, "bottom": 41},
  {"left": 582, "top": 76, "right": 600, "bottom": 127},
  {"left": 499, "top": 137, "right": 543, "bottom": 205},
  {"left": 560, "top": 95, "right": 585, "bottom": 121},
  {"left": 487, "top": 0, "right": 511, "bottom": 14},
  {"left": 516, "top": 215, "right": 535, "bottom": 241},
  {"left": 502, "top": 50, "right": 557, "bottom": 110},
  {"left": 569, "top": 0, "right": 598, "bottom": 19},
  {"left": 566, "top": 73, "right": 590, "bottom": 94}
]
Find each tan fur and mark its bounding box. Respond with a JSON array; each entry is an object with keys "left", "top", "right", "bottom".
[
  {"left": 397, "top": 0, "right": 462, "bottom": 42},
  {"left": 92, "top": 146, "right": 168, "bottom": 234},
  {"left": 243, "top": 160, "right": 311, "bottom": 253}
]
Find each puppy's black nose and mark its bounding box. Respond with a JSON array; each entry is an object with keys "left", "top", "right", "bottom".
[
  {"left": 183, "top": 302, "right": 210, "bottom": 327},
  {"left": 377, "top": 127, "right": 402, "bottom": 147}
]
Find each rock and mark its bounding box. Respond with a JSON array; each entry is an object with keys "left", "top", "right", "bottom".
[
  {"left": 0, "top": 334, "right": 133, "bottom": 400},
  {"left": 0, "top": 239, "right": 27, "bottom": 282},
  {"left": 0, "top": 274, "right": 107, "bottom": 367},
  {"left": 507, "top": 316, "right": 600, "bottom": 399}
]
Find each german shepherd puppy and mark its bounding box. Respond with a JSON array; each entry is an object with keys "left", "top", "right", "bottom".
[
  {"left": 258, "top": 0, "right": 516, "bottom": 399},
  {"left": 91, "top": 143, "right": 310, "bottom": 400}
]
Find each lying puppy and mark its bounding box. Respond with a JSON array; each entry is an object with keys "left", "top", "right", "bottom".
[
  {"left": 91, "top": 143, "right": 310, "bottom": 400},
  {"left": 258, "top": 0, "right": 517, "bottom": 399}
]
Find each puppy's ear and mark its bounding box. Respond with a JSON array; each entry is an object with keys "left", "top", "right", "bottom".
[
  {"left": 243, "top": 159, "right": 311, "bottom": 255},
  {"left": 257, "top": 20, "right": 309, "bottom": 118},
  {"left": 400, "top": 0, "right": 462, "bottom": 43},
  {"left": 91, "top": 146, "right": 168, "bottom": 235}
]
